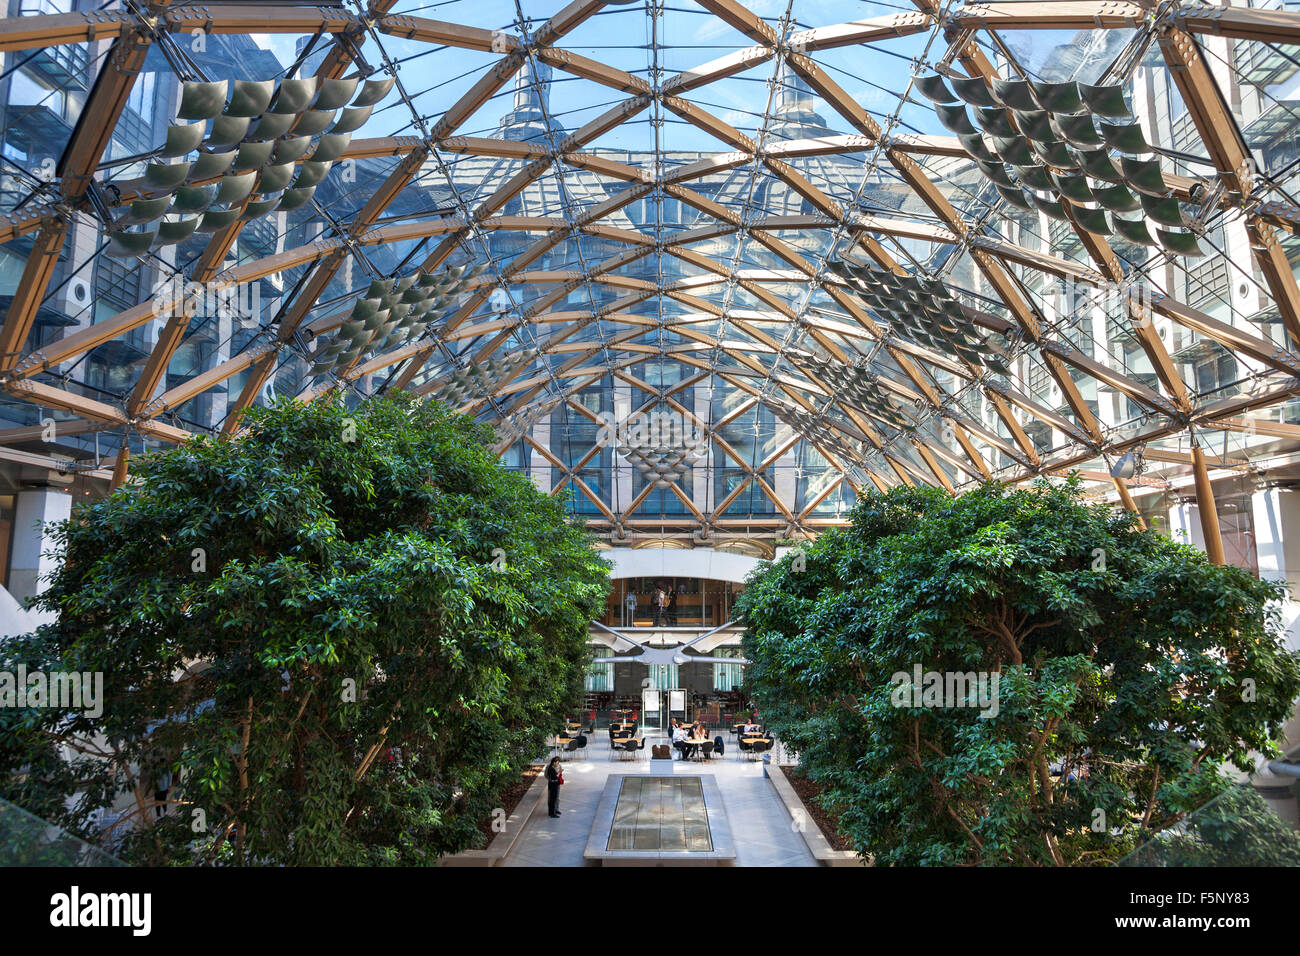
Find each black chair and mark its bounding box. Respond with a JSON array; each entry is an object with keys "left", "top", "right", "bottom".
[
  {"left": 563, "top": 739, "right": 582, "bottom": 760},
  {"left": 713, "top": 735, "right": 725, "bottom": 757},
  {"left": 738, "top": 736, "right": 754, "bottom": 760},
  {"left": 749, "top": 738, "right": 772, "bottom": 761},
  {"left": 575, "top": 734, "right": 589, "bottom": 760},
  {"left": 617, "top": 737, "right": 645, "bottom": 761},
  {"left": 701, "top": 741, "right": 715, "bottom": 760}
]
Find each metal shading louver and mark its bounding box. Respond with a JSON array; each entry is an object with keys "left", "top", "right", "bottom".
[
  {"left": 143, "top": 162, "right": 191, "bottom": 191},
  {"left": 976, "top": 160, "right": 1016, "bottom": 189},
  {"left": 935, "top": 103, "right": 976, "bottom": 135},
  {"left": 996, "top": 184, "right": 1035, "bottom": 209},
  {"left": 314, "top": 77, "right": 360, "bottom": 110},
  {"left": 1012, "top": 164, "right": 1052, "bottom": 190},
  {"left": 351, "top": 76, "right": 396, "bottom": 107},
  {"left": 214, "top": 171, "right": 257, "bottom": 205},
  {"left": 291, "top": 110, "right": 337, "bottom": 137},
  {"left": 1031, "top": 81, "right": 1084, "bottom": 114},
  {"left": 241, "top": 198, "right": 279, "bottom": 220},
  {"left": 160, "top": 122, "right": 204, "bottom": 158},
  {"left": 1011, "top": 109, "right": 1054, "bottom": 144},
  {"left": 197, "top": 208, "right": 241, "bottom": 232},
  {"left": 257, "top": 162, "right": 296, "bottom": 194},
  {"left": 1029, "top": 139, "right": 1077, "bottom": 169},
  {"left": 1092, "top": 183, "right": 1141, "bottom": 211},
  {"left": 106, "top": 230, "right": 156, "bottom": 257},
  {"left": 311, "top": 134, "right": 352, "bottom": 163},
  {"left": 277, "top": 187, "right": 316, "bottom": 212},
  {"left": 1099, "top": 122, "right": 1150, "bottom": 154},
  {"left": 976, "top": 107, "right": 1019, "bottom": 138},
  {"left": 208, "top": 115, "right": 250, "bottom": 147},
  {"left": 121, "top": 196, "right": 172, "bottom": 223},
  {"left": 155, "top": 217, "right": 200, "bottom": 246},
  {"left": 1050, "top": 172, "right": 1094, "bottom": 203},
  {"left": 1121, "top": 157, "right": 1168, "bottom": 196},
  {"left": 271, "top": 77, "right": 318, "bottom": 114},
  {"left": 915, "top": 74, "right": 957, "bottom": 103},
  {"left": 1052, "top": 113, "right": 1104, "bottom": 148},
  {"left": 990, "top": 136, "right": 1034, "bottom": 166},
  {"left": 1079, "top": 83, "right": 1131, "bottom": 118},
  {"left": 233, "top": 141, "right": 275, "bottom": 172},
  {"left": 177, "top": 81, "right": 228, "bottom": 120},
  {"left": 1071, "top": 205, "right": 1112, "bottom": 235},
  {"left": 1112, "top": 216, "right": 1159, "bottom": 247},
  {"left": 247, "top": 112, "right": 297, "bottom": 141},
  {"left": 330, "top": 105, "right": 374, "bottom": 134},
  {"left": 172, "top": 185, "right": 216, "bottom": 214},
  {"left": 1141, "top": 194, "right": 1186, "bottom": 227},
  {"left": 294, "top": 162, "right": 332, "bottom": 189},
  {"left": 949, "top": 76, "right": 998, "bottom": 107},
  {"left": 957, "top": 132, "right": 996, "bottom": 163},
  {"left": 189, "top": 151, "right": 236, "bottom": 180},
  {"left": 990, "top": 77, "right": 1039, "bottom": 111},
  {"left": 225, "top": 80, "right": 275, "bottom": 117},
  {"left": 1029, "top": 193, "right": 1070, "bottom": 221},
  {"left": 272, "top": 136, "right": 313, "bottom": 165},
  {"left": 1157, "top": 230, "right": 1207, "bottom": 257},
  {"left": 1074, "top": 148, "right": 1122, "bottom": 182}
]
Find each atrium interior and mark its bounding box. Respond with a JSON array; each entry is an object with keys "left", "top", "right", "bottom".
[{"left": 2, "top": 0, "right": 1300, "bottom": 872}]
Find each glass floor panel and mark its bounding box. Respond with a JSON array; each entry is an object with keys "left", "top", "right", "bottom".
[{"left": 606, "top": 776, "right": 712, "bottom": 852}]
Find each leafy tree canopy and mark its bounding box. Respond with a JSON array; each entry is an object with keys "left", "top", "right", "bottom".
[
  {"left": 737, "top": 479, "right": 1300, "bottom": 866},
  {"left": 0, "top": 394, "right": 609, "bottom": 865}
]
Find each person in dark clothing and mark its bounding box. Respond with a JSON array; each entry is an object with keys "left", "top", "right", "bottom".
[
  {"left": 667, "top": 588, "right": 678, "bottom": 625},
  {"left": 545, "top": 756, "right": 564, "bottom": 817}
]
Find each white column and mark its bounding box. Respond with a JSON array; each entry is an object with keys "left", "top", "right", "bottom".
[
  {"left": 529, "top": 414, "right": 552, "bottom": 494},
  {"left": 1251, "top": 485, "right": 1300, "bottom": 770},
  {"left": 9, "top": 485, "right": 72, "bottom": 607},
  {"left": 1168, "top": 495, "right": 1206, "bottom": 553},
  {"left": 1253, "top": 486, "right": 1300, "bottom": 653}
]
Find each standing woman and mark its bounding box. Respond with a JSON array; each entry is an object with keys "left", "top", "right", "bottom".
[{"left": 545, "top": 756, "right": 564, "bottom": 817}]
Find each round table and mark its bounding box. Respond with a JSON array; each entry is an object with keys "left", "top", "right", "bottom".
[{"left": 680, "top": 737, "right": 713, "bottom": 760}]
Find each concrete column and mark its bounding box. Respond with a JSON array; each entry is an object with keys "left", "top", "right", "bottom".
[{"left": 9, "top": 485, "right": 72, "bottom": 607}]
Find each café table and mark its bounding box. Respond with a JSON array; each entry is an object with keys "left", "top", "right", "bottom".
[{"left": 681, "top": 737, "right": 711, "bottom": 760}]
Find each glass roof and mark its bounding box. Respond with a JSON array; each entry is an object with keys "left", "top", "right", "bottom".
[{"left": 2, "top": 0, "right": 1300, "bottom": 543}]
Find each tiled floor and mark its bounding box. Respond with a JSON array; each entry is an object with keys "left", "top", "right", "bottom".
[{"left": 502, "top": 733, "right": 816, "bottom": 867}]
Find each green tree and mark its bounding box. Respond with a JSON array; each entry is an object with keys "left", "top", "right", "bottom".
[
  {"left": 738, "top": 479, "right": 1300, "bottom": 866},
  {"left": 0, "top": 394, "right": 609, "bottom": 865}
]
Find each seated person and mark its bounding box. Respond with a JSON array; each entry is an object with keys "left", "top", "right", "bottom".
[
  {"left": 672, "top": 723, "right": 694, "bottom": 760},
  {"left": 743, "top": 720, "right": 760, "bottom": 735}
]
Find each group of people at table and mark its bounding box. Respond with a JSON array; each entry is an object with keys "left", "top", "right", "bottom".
[
  {"left": 550, "top": 711, "right": 769, "bottom": 760},
  {"left": 670, "top": 718, "right": 768, "bottom": 760}
]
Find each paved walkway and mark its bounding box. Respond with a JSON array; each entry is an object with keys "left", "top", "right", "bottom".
[{"left": 503, "top": 733, "right": 816, "bottom": 867}]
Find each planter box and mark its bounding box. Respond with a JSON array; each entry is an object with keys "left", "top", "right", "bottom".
[
  {"left": 439, "top": 768, "right": 548, "bottom": 867},
  {"left": 766, "top": 763, "right": 869, "bottom": 868}
]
